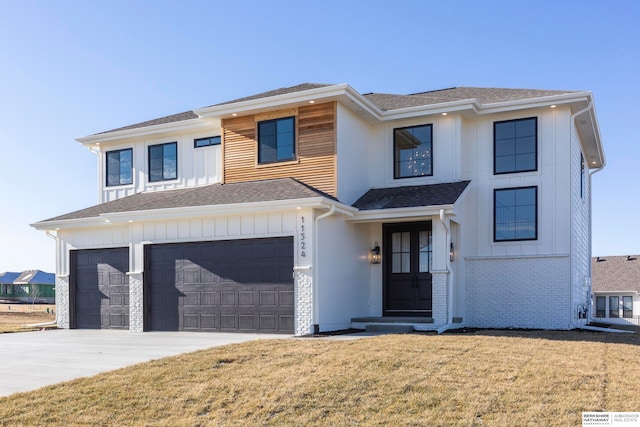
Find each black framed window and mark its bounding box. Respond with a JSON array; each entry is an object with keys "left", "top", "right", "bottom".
[
  {"left": 394, "top": 124, "right": 433, "bottom": 179},
  {"left": 596, "top": 296, "right": 606, "bottom": 317},
  {"left": 623, "top": 296, "right": 633, "bottom": 318},
  {"left": 609, "top": 296, "right": 619, "bottom": 318},
  {"left": 106, "top": 148, "right": 132, "bottom": 187},
  {"left": 258, "top": 116, "right": 295, "bottom": 164},
  {"left": 494, "top": 186, "right": 537, "bottom": 241},
  {"left": 149, "top": 142, "right": 177, "bottom": 182},
  {"left": 494, "top": 117, "right": 537, "bottom": 174},
  {"left": 194, "top": 136, "right": 221, "bottom": 148}
]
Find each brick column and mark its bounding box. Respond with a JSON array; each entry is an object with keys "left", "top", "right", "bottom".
[
  {"left": 55, "top": 275, "right": 70, "bottom": 329},
  {"left": 294, "top": 269, "right": 313, "bottom": 336},
  {"left": 431, "top": 270, "right": 449, "bottom": 325},
  {"left": 127, "top": 272, "right": 144, "bottom": 333}
]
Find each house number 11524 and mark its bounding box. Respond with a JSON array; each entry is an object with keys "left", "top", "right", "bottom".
[{"left": 300, "top": 216, "right": 306, "bottom": 258}]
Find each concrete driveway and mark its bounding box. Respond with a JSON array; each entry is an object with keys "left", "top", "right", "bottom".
[{"left": 0, "top": 329, "right": 290, "bottom": 397}]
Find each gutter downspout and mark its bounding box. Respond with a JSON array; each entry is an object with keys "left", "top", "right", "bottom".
[
  {"left": 437, "top": 209, "right": 453, "bottom": 334},
  {"left": 568, "top": 101, "right": 617, "bottom": 332},
  {"left": 584, "top": 165, "right": 605, "bottom": 328},
  {"left": 312, "top": 205, "right": 336, "bottom": 334},
  {"left": 567, "top": 102, "right": 592, "bottom": 330}
]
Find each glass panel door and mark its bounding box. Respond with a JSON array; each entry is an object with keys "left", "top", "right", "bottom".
[{"left": 384, "top": 222, "right": 432, "bottom": 316}]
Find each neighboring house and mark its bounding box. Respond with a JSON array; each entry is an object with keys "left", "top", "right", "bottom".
[
  {"left": 0, "top": 272, "right": 21, "bottom": 299},
  {"left": 0, "top": 270, "right": 55, "bottom": 303},
  {"left": 31, "top": 83, "right": 605, "bottom": 334},
  {"left": 591, "top": 256, "right": 640, "bottom": 326}
]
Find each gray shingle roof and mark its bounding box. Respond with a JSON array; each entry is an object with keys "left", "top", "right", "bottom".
[
  {"left": 353, "top": 181, "right": 471, "bottom": 210},
  {"left": 363, "top": 87, "right": 578, "bottom": 111},
  {"left": 212, "top": 83, "right": 333, "bottom": 106},
  {"left": 96, "top": 110, "right": 199, "bottom": 135},
  {"left": 89, "top": 84, "right": 580, "bottom": 137},
  {"left": 41, "top": 178, "right": 336, "bottom": 222},
  {"left": 592, "top": 256, "right": 640, "bottom": 293}
]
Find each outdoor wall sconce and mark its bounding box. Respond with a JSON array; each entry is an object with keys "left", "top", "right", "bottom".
[
  {"left": 370, "top": 242, "right": 381, "bottom": 264},
  {"left": 450, "top": 242, "right": 455, "bottom": 262}
]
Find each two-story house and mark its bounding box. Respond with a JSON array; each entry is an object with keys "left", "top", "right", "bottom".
[{"left": 32, "top": 83, "right": 605, "bottom": 335}]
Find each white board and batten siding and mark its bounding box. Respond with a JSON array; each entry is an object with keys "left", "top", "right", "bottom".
[
  {"left": 364, "top": 115, "right": 463, "bottom": 192},
  {"left": 460, "top": 107, "right": 577, "bottom": 329},
  {"left": 56, "top": 210, "right": 302, "bottom": 276},
  {"left": 98, "top": 129, "right": 222, "bottom": 203},
  {"left": 570, "top": 120, "right": 592, "bottom": 323}
]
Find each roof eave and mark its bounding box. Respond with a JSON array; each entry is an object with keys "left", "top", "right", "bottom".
[
  {"left": 377, "top": 100, "right": 480, "bottom": 121},
  {"left": 348, "top": 204, "right": 455, "bottom": 223},
  {"left": 101, "top": 197, "right": 353, "bottom": 223},
  {"left": 76, "top": 118, "right": 214, "bottom": 146},
  {"left": 195, "top": 84, "right": 358, "bottom": 118},
  {"left": 373, "top": 92, "right": 592, "bottom": 121},
  {"left": 32, "top": 197, "right": 357, "bottom": 230},
  {"left": 476, "top": 92, "right": 593, "bottom": 114},
  {"left": 30, "top": 217, "right": 108, "bottom": 231}
]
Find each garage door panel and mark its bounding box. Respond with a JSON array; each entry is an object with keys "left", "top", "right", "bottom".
[
  {"left": 260, "top": 291, "right": 277, "bottom": 306},
  {"left": 280, "top": 316, "right": 294, "bottom": 332},
  {"left": 146, "top": 237, "right": 293, "bottom": 333},
  {"left": 238, "top": 291, "right": 255, "bottom": 306},
  {"left": 220, "top": 292, "right": 236, "bottom": 306},
  {"left": 73, "top": 248, "right": 129, "bottom": 330},
  {"left": 220, "top": 315, "right": 236, "bottom": 330},
  {"left": 279, "top": 290, "right": 294, "bottom": 306}
]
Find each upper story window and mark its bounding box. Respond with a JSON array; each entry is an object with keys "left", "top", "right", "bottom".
[
  {"left": 149, "top": 142, "right": 177, "bottom": 182},
  {"left": 494, "top": 186, "right": 537, "bottom": 241},
  {"left": 194, "top": 136, "right": 221, "bottom": 148},
  {"left": 106, "top": 148, "right": 132, "bottom": 187},
  {"left": 258, "top": 116, "right": 295, "bottom": 164},
  {"left": 394, "top": 124, "right": 433, "bottom": 179},
  {"left": 494, "top": 117, "right": 537, "bottom": 174}
]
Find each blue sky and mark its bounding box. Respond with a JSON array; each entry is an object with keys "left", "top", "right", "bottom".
[{"left": 1, "top": 0, "right": 638, "bottom": 272}]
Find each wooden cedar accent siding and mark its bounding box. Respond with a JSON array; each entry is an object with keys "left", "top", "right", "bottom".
[{"left": 222, "top": 102, "right": 337, "bottom": 196}]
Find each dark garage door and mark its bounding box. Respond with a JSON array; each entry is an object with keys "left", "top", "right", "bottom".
[
  {"left": 71, "top": 248, "right": 129, "bottom": 329},
  {"left": 145, "top": 237, "right": 294, "bottom": 333}
]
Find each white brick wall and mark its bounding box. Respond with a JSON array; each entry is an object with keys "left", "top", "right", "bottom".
[
  {"left": 294, "top": 270, "right": 313, "bottom": 336},
  {"left": 431, "top": 271, "right": 449, "bottom": 325},
  {"left": 466, "top": 256, "right": 571, "bottom": 329},
  {"left": 128, "top": 273, "right": 144, "bottom": 332},
  {"left": 55, "top": 275, "right": 70, "bottom": 329}
]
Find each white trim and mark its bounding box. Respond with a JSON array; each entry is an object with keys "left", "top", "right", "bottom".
[
  {"left": 77, "top": 118, "right": 213, "bottom": 145},
  {"left": 348, "top": 205, "right": 455, "bottom": 223},
  {"left": 31, "top": 197, "right": 356, "bottom": 230},
  {"left": 465, "top": 253, "right": 570, "bottom": 260}
]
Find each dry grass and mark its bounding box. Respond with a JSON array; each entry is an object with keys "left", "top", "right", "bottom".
[
  {"left": 1, "top": 329, "right": 639, "bottom": 426},
  {"left": 0, "top": 304, "right": 55, "bottom": 333}
]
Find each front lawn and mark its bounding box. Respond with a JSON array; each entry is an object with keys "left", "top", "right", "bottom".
[
  {"left": 0, "top": 305, "right": 55, "bottom": 333},
  {"left": 0, "top": 330, "right": 638, "bottom": 426}
]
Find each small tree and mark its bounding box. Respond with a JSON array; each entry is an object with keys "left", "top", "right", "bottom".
[{"left": 29, "top": 284, "right": 42, "bottom": 307}]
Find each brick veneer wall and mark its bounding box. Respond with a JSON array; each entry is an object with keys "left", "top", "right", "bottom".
[
  {"left": 55, "top": 275, "right": 70, "bottom": 329},
  {"left": 128, "top": 273, "right": 144, "bottom": 332},
  {"left": 466, "top": 256, "right": 571, "bottom": 329},
  {"left": 294, "top": 270, "right": 313, "bottom": 336}
]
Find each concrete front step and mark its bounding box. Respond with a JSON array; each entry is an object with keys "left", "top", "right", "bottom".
[{"left": 365, "top": 324, "right": 414, "bottom": 333}]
